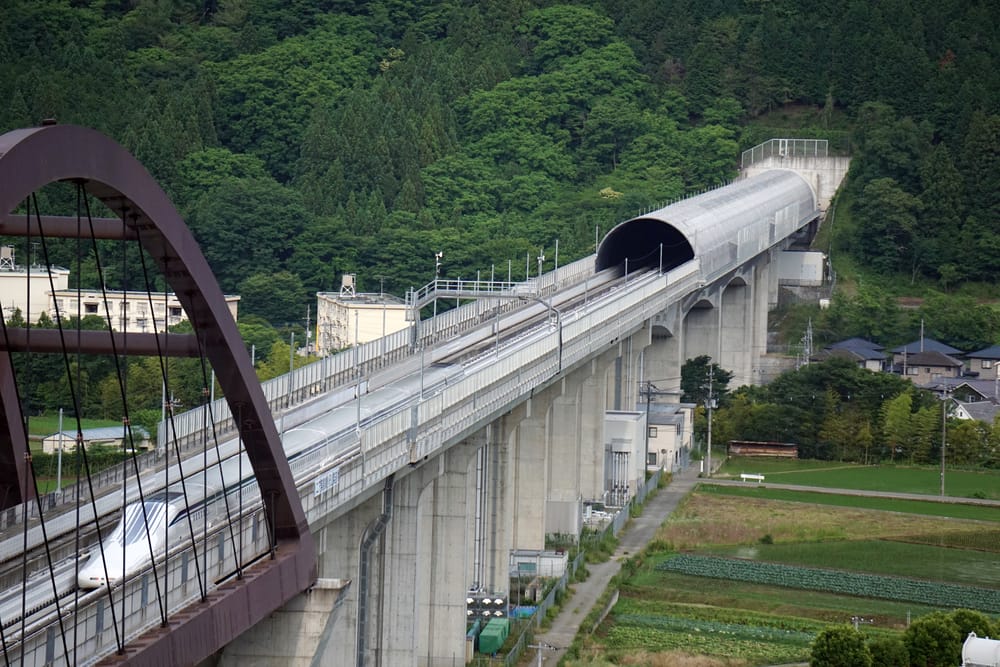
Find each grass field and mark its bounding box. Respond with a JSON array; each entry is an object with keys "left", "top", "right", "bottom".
[
  {"left": 576, "top": 484, "right": 1000, "bottom": 666},
  {"left": 718, "top": 456, "right": 1000, "bottom": 499},
  {"left": 699, "top": 484, "right": 1000, "bottom": 522}
]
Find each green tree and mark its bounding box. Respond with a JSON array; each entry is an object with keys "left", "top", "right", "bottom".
[
  {"left": 855, "top": 177, "right": 923, "bottom": 276},
  {"left": 517, "top": 5, "right": 615, "bottom": 74},
  {"left": 867, "top": 636, "right": 908, "bottom": 667},
  {"left": 949, "top": 609, "right": 994, "bottom": 641},
  {"left": 680, "top": 355, "right": 732, "bottom": 405},
  {"left": 810, "top": 625, "right": 872, "bottom": 667},
  {"left": 238, "top": 271, "right": 307, "bottom": 326},
  {"left": 185, "top": 177, "right": 310, "bottom": 291},
  {"left": 880, "top": 392, "right": 913, "bottom": 462},
  {"left": 237, "top": 315, "right": 280, "bottom": 366},
  {"left": 902, "top": 611, "right": 962, "bottom": 667}
]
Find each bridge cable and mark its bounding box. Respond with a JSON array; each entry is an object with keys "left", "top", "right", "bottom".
[
  {"left": 86, "top": 205, "right": 168, "bottom": 640},
  {"left": 34, "top": 190, "right": 123, "bottom": 657},
  {"left": 111, "top": 212, "right": 168, "bottom": 628},
  {"left": 0, "top": 306, "right": 21, "bottom": 667},
  {"left": 134, "top": 229, "right": 207, "bottom": 604},
  {"left": 194, "top": 336, "right": 246, "bottom": 587},
  {"left": 13, "top": 195, "right": 75, "bottom": 666}
]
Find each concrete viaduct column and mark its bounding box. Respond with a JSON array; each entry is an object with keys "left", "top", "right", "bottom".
[
  {"left": 578, "top": 350, "right": 616, "bottom": 503},
  {"left": 750, "top": 256, "right": 772, "bottom": 384},
  {"left": 720, "top": 279, "right": 752, "bottom": 387},
  {"left": 683, "top": 296, "right": 719, "bottom": 364},
  {"left": 414, "top": 436, "right": 482, "bottom": 667},
  {"left": 645, "top": 304, "right": 684, "bottom": 396},
  {"left": 210, "top": 492, "right": 379, "bottom": 666}
]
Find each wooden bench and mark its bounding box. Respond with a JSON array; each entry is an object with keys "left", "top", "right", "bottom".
[{"left": 740, "top": 473, "right": 765, "bottom": 483}]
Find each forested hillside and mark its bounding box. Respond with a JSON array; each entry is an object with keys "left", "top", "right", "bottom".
[{"left": 2, "top": 0, "right": 998, "bottom": 332}]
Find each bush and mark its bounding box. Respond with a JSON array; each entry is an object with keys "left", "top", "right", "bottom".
[
  {"left": 810, "top": 625, "right": 872, "bottom": 667},
  {"left": 949, "top": 608, "right": 994, "bottom": 641},
  {"left": 903, "top": 612, "right": 962, "bottom": 667},
  {"left": 868, "top": 636, "right": 908, "bottom": 667}
]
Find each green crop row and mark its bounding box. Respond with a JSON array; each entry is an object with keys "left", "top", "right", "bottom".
[
  {"left": 615, "top": 614, "right": 815, "bottom": 645},
  {"left": 613, "top": 596, "right": 829, "bottom": 634},
  {"left": 657, "top": 554, "right": 1000, "bottom": 612},
  {"left": 603, "top": 624, "right": 810, "bottom": 664}
]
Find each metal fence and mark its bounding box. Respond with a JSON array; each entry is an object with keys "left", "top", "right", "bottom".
[{"left": 741, "top": 138, "right": 829, "bottom": 169}]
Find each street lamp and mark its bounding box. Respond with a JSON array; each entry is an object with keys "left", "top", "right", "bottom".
[
  {"left": 537, "top": 250, "right": 545, "bottom": 279},
  {"left": 434, "top": 251, "right": 443, "bottom": 277}
]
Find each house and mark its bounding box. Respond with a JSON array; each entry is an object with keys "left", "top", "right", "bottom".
[
  {"left": 965, "top": 345, "right": 1000, "bottom": 381},
  {"left": 953, "top": 400, "right": 1000, "bottom": 424},
  {"left": 891, "top": 338, "right": 963, "bottom": 371},
  {"left": 898, "top": 350, "right": 964, "bottom": 385},
  {"left": 643, "top": 402, "right": 695, "bottom": 471},
  {"left": 42, "top": 426, "right": 151, "bottom": 454},
  {"left": 813, "top": 338, "right": 886, "bottom": 372}
]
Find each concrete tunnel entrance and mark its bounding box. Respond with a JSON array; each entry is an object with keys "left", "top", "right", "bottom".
[{"left": 596, "top": 218, "right": 695, "bottom": 273}]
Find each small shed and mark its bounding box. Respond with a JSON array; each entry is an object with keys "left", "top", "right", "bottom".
[
  {"left": 42, "top": 426, "right": 150, "bottom": 454},
  {"left": 963, "top": 633, "right": 1000, "bottom": 667},
  {"left": 728, "top": 440, "right": 798, "bottom": 458}
]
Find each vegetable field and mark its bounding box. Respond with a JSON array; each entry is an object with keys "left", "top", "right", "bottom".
[
  {"left": 580, "top": 485, "right": 1000, "bottom": 665},
  {"left": 657, "top": 554, "right": 1000, "bottom": 613}
]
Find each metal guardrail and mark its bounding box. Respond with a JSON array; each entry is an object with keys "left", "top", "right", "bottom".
[{"left": 741, "top": 138, "right": 829, "bottom": 169}]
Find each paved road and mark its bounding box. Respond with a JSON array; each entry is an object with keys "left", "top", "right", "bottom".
[{"left": 526, "top": 464, "right": 702, "bottom": 666}]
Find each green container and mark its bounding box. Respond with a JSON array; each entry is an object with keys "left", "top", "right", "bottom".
[{"left": 477, "top": 618, "right": 510, "bottom": 655}]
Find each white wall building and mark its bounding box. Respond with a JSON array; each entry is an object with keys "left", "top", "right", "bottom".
[
  {"left": 316, "top": 275, "right": 409, "bottom": 354},
  {"left": 0, "top": 246, "right": 70, "bottom": 321},
  {"left": 0, "top": 247, "right": 239, "bottom": 331},
  {"left": 50, "top": 289, "right": 240, "bottom": 332}
]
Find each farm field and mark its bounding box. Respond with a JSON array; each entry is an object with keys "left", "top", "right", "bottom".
[
  {"left": 699, "top": 483, "right": 1000, "bottom": 522},
  {"left": 718, "top": 456, "right": 1000, "bottom": 499},
  {"left": 574, "top": 486, "right": 1000, "bottom": 666}
]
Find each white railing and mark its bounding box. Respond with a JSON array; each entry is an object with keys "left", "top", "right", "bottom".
[{"left": 741, "top": 138, "right": 829, "bottom": 169}]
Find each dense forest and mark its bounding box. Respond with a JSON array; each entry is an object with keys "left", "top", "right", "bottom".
[
  {"left": 3, "top": 0, "right": 1000, "bottom": 432},
  {"left": 3, "top": 0, "right": 998, "bottom": 325}
]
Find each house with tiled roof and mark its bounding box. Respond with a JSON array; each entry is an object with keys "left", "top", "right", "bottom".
[
  {"left": 891, "top": 338, "right": 963, "bottom": 371},
  {"left": 966, "top": 345, "right": 1000, "bottom": 381},
  {"left": 954, "top": 400, "right": 1000, "bottom": 424},
  {"left": 814, "top": 338, "right": 886, "bottom": 372},
  {"left": 900, "top": 350, "right": 964, "bottom": 385}
]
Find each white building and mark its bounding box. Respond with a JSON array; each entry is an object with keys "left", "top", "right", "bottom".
[
  {"left": 316, "top": 275, "right": 409, "bottom": 354},
  {"left": 0, "top": 246, "right": 239, "bottom": 331},
  {"left": 50, "top": 288, "right": 239, "bottom": 332},
  {"left": 0, "top": 246, "right": 70, "bottom": 321}
]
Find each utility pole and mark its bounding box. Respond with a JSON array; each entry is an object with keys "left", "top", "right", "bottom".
[
  {"left": 706, "top": 366, "right": 715, "bottom": 477},
  {"left": 940, "top": 387, "right": 948, "bottom": 496}
]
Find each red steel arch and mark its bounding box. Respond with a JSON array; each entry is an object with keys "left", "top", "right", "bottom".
[{"left": 0, "top": 124, "right": 315, "bottom": 664}]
